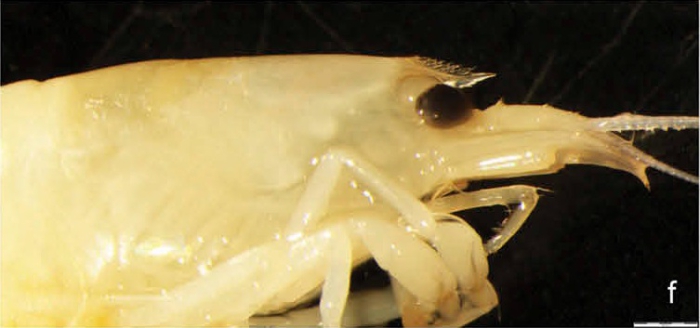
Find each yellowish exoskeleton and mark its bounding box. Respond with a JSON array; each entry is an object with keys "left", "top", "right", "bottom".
[{"left": 1, "top": 55, "right": 697, "bottom": 327}]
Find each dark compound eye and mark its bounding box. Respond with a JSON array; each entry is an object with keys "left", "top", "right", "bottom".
[{"left": 416, "top": 84, "right": 475, "bottom": 128}]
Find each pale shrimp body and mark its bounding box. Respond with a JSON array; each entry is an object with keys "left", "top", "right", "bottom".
[{"left": 1, "top": 55, "right": 697, "bottom": 326}]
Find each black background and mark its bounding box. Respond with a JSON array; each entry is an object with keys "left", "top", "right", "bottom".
[{"left": 2, "top": 2, "right": 698, "bottom": 326}]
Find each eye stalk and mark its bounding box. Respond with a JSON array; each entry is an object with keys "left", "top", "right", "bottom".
[{"left": 416, "top": 84, "right": 476, "bottom": 129}]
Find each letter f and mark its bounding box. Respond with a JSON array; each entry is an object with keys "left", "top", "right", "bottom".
[{"left": 668, "top": 280, "right": 677, "bottom": 304}]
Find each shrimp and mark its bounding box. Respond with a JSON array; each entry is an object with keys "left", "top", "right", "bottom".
[{"left": 1, "top": 54, "right": 697, "bottom": 327}]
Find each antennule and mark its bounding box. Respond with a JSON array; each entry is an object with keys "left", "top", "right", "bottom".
[{"left": 587, "top": 114, "right": 699, "bottom": 132}]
